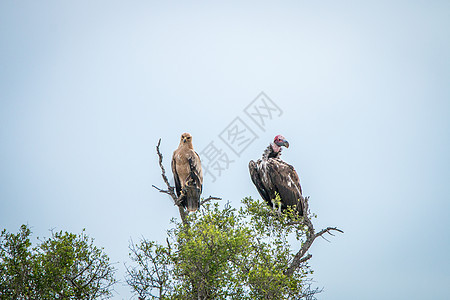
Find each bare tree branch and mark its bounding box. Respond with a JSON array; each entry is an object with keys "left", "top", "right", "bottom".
[
  {"left": 285, "top": 195, "right": 343, "bottom": 277},
  {"left": 151, "top": 184, "right": 173, "bottom": 196},
  {"left": 153, "top": 138, "right": 187, "bottom": 224},
  {"left": 153, "top": 138, "right": 339, "bottom": 281},
  {"left": 153, "top": 138, "right": 221, "bottom": 225},
  {"left": 316, "top": 227, "right": 344, "bottom": 238},
  {"left": 200, "top": 196, "right": 222, "bottom": 206},
  {"left": 154, "top": 139, "right": 177, "bottom": 200},
  {"left": 299, "top": 254, "right": 312, "bottom": 264}
]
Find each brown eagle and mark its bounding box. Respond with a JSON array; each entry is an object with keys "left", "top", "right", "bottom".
[
  {"left": 248, "top": 135, "right": 304, "bottom": 215},
  {"left": 171, "top": 133, "right": 203, "bottom": 212}
]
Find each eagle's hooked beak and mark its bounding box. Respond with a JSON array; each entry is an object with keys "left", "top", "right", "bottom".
[{"left": 183, "top": 137, "right": 187, "bottom": 143}]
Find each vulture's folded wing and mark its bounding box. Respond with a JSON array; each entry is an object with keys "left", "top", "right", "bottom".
[
  {"left": 249, "top": 160, "right": 271, "bottom": 205},
  {"left": 267, "top": 159, "right": 303, "bottom": 214}
]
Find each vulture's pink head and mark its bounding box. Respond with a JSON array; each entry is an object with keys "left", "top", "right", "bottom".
[
  {"left": 271, "top": 135, "right": 289, "bottom": 153},
  {"left": 274, "top": 135, "right": 289, "bottom": 148}
]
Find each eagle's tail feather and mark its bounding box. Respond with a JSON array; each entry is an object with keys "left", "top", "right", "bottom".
[
  {"left": 184, "top": 185, "right": 201, "bottom": 212},
  {"left": 183, "top": 158, "right": 202, "bottom": 212}
]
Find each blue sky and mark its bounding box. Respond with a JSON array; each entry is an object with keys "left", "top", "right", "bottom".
[{"left": 1, "top": 1, "right": 449, "bottom": 299}]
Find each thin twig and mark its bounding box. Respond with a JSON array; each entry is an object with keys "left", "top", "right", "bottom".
[
  {"left": 299, "top": 254, "right": 312, "bottom": 264},
  {"left": 155, "top": 139, "right": 177, "bottom": 201},
  {"left": 153, "top": 139, "right": 222, "bottom": 224},
  {"left": 154, "top": 139, "right": 187, "bottom": 223},
  {"left": 284, "top": 195, "right": 343, "bottom": 277},
  {"left": 316, "top": 227, "right": 344, "bottom": 238},
  {"left": 200, "top": 196, "right": 222, "bottom": 206},
  {"left": 152, "top": 185, "right": 173, "bottom": 195}
]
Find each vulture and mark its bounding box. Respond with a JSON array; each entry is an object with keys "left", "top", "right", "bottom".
[
  {"left": 248, "top": 135, "right": 304, "bottom": 215},
  {"left": 172, "top": 133, "right": 203, "bottom": 212}
]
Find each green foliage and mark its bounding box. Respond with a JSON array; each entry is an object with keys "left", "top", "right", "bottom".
[
  {"left": 0, "top": 225, "right": 116, "bottom": 300},
  {"left": 126, "top": 240, "right": 174, "bottom": 299},
  {"left": 240, "top": 197, "right": 311, "bottom": 299},
  {"left": 0, "top": 225, "right": 34, "bottom": 299},
  {"left": 172, "top": 202, "right": 252, "bottom": 299},
  {"left": 127, "top": 197, "right": 317, "bottom": 300}
]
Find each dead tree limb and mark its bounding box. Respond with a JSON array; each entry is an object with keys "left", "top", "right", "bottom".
[
  {"left": 200, "top": 196, "right": 222, "bottom": 206},
  {"left": 152, "top": 138, "right": 187, "bottom": 223},
  {"left": 285, "top": 195, "right": 343, "bottom": 277},
  {"left": 152, "top": 138, "right": 222, "bottom": 224}
]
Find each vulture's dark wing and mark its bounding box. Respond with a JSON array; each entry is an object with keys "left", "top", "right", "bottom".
[
  {"left": 266, "top": 158, "right": 303, "bottom": 214},
  {"left": 249, "top": 160, "right": 271, "bottom": 205},
  {"left": 171, "top": 153, "right": 182, "bottom": 197}
]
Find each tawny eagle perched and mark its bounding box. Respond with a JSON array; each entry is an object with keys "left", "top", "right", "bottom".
[
  {"left": 171, "top": 133, "right": 203, "bottom": 212},
  {"left": 248, "top": 135, "right": 304, "bottom": 215}
]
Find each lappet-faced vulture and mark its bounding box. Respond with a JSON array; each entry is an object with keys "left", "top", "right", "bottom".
[
  {"left": 248, "top": 135, "right": 304, "bottom": 215},
  {"left": 171, "top": 133, "right": 203, "bottom": 212}
]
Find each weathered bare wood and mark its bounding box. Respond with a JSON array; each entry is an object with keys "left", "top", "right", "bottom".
[
  {"left": 152, "top": 138, "right": 221, "bottom": 224},
  {"left": 200, "top": 196, "right": 222, "bottom": 206},
  {"left": 153, "top": 138, "right": 341, "bottom": 278},
  {"left": 285, "top": 195, "right": 343, "bottom": 276},
  {"left": 153, "top": 138, "right": 187, "bottom": 223}
]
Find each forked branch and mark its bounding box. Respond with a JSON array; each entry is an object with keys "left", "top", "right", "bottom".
[
  {"left": 152, "top": 138, "right": 222, "bottom": 224},
  {"left": 200, "top": 196, "right": 222, "bottom": 206},
  {"left": 285, "top": 194, "right": 343, "bottom": 277},
  {"left": 152, "top": 138, "right": 187, "bottom": 223}
]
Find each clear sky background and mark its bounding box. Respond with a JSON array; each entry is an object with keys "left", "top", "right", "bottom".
[{"left": 1, "top": 1, "right": 449, "bottom": 299}]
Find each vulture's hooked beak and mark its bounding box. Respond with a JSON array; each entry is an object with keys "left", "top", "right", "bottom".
[{"left": 283, "top": 140, "right": 290, "bottom": 148}]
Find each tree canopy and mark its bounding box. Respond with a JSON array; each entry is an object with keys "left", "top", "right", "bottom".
[
  {"left": 126, "top": 196, "right": 336, "bottom": 300},
  {"left": 0, "top": 225, "right": 116, "bottom": 300}
]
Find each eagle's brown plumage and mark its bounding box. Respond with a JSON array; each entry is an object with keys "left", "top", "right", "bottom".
[
  {"left": 171, "top": 133, "right": 203, "bottom": 212},
  {"left": 249, "top": 135, "right": 304, "bottom": 215}
]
